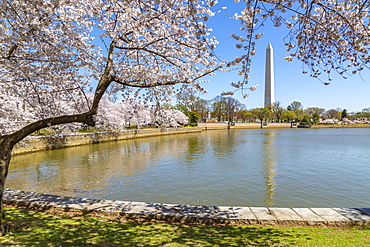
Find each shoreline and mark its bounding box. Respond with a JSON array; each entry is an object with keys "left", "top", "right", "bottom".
[
  {"left": 12, "top": 127, "right": 201, "bottom": 155},
  {"left": 12, "top": 123, "right": 370, "bottom": 155},
  {"left": 199, "top": 122, "right": 370, "bottom": 129},
  {"left": 4, "top": 189, "right": 370, "bottom": 227}
]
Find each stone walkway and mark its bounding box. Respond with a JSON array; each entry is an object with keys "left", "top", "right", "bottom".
[{"left": 4, "top": 189, "right": 370, "bottom": 226}]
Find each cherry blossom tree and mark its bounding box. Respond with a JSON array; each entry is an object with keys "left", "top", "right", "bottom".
[
  {"left": 172, "top": 109, "right": 189, "bottom": 126},
  {"left": 122, "top": 98, "right": 152, "bottom": 128},
  {"left": 0, "top": 0, "right": 219, "bottom": 234},
  {"left": 150, "top": 104, "right": 188, "bottom": 127},
  {"left": 93, "top": 95, "right": 128, "bottom": 130}
]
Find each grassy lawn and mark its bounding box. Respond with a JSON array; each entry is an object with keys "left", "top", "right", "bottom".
[{"left": 1, "top": 207, "right": 370, "bottom": 246}]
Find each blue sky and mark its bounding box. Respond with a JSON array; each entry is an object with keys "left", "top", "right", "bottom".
[{"left": 198, "top": 1, "right": 370, "bottom": 113}]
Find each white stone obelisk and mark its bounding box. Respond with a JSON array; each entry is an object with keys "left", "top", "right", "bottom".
[{"left": 264, "top": 43, "right": 275, "bottom": 108}]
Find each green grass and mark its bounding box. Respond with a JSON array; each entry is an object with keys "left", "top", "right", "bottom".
[
  {"left": 1, "top": 207, "right": 370, "bottom": 246},
  {"left": 30, "top": 128, "right": 55, "bottom": 136}
]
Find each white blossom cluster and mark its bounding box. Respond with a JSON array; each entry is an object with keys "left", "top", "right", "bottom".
[
  {"left": 1, "top": 0, "right": 219, "bottom": 136},
  {"left": 321, "top": 118, "right": 370, "bottom": 125},
  {"left": 93, "top": 96, "right": 189, "bottom": 129},
  {"left": 150, "top": 105, "right": 189, "bottom": 128},
  {"left": 0, "top": 89, "right": 90, "bottom": 134},
  {"left": 0, "top": 93, "right": 188, "bottom": 135}
]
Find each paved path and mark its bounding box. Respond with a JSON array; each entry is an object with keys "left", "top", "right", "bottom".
[{"left": 4, "top": 189, "right": 370, "bottom": 226}]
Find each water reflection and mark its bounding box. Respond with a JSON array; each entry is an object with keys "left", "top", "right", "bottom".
[
  {"left": 9, "top": 136, "right": 194, "bottom": 197},
  {"left": 261, "top": 130, "right": 278, "bottom": 206},
  {"left": 209, "top": 130, "right": 239, "bottom": 162},
  {"left": 7, "top": 129, "right": 370, "bottom": 207},
  {"left": 183, "top": 135, "right": 206, "bottom": 168}
]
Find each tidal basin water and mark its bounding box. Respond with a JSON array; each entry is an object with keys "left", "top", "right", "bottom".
[{"left": 7, "top": 128, "right": 370, "bottom": 208}]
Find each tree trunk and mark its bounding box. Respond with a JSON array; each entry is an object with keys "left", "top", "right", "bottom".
[
  {"left": 0, "top": 113, "right": 96, "bottom": 235},
  {"left": 0, "top": 139, "right": 12, "bottom": 236}
]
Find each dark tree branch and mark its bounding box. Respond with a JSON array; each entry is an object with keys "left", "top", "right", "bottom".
[
  {"left": 4, "top": 44, "right": 18, "bottom": 60},
  {"left": 2, "top": 113, "right": 95, "bottom": 149},
  {"left": 112, "top": 65, "right": 221, "bottom": 88}
]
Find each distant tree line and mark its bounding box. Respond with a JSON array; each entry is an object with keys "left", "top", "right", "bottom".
[{"left": 172, "top": 92, "right": 370, "bottom": 125}]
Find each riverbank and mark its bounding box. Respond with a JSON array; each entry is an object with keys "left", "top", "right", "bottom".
[
  {"left": 198, "top": 122, "right": 370, "bottom": 129},
  {"left": 311, "top": 124, "right": 370, "bottom": 128},
  {"left": 13, "top": 124, "right": 290, "bottom": 155},
  {"left": 199, "top": 122, "right": 291, "bottom": 129},
  {"left": 4, "top": 189, "right": 370, "bottom": 227},
  {"left": 12, "top": 127, "right": 201, "bottom": 155},
  {"left": 12, "top": 123, "right": 370, "bottom": 155}
]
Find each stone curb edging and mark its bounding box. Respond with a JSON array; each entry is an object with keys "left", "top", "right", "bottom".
[{"left": 3, "top": 189, "right": 370, "bottom": 227}]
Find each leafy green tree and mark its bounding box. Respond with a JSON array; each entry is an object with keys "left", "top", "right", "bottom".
[
  {"left": 245, "top": 111, "right": 255, "bottom": 122},
  {"left": 235, "top": 110, "right": 246, "bottom": 122},
  {"left": 189, "top": 112, "right": 200, "bottom": 124},
  {"left": 341, "top": 109, "right": 348, "bottom": 120},
  {"left": 282, "top": 110, "right": 296, "bottom": 122},
  {"left": 269, "top": 101, "right": 284, "bottom": 122},
  {"left": 361, "top": 107, "right": 370, "bottom": 118},
  {"left": 294, "top": 110, "right": 305, "bottom": 122},
  {"left": 237, "top": 110, "right": 254, "bottom": 123},
  {"left": 175, "top": 103, "right": 190, "bottom": 116},
  {"left": 163, "top": 103, "right": 175, "bottom": 109},
  {"left": 301, "top": 115, "right": 311, "bottom": 123},
  {"left": 252, "top": 108, "right": 270, "bottom": 129},
  {"left": 312, "top": 113, "right": 320, "bottom": 124}
]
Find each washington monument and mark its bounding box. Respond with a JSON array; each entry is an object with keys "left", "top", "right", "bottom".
[{"left": 264, "top": 43, "right": 275, "bottom": 108}]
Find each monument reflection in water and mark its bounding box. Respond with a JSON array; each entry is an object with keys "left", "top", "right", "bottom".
[
  {"left": 262, "top": 131, "right": 277, "bottom": 206},
  {"left": 7, "top": 128, "right": 370, "bottom": 208}
]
